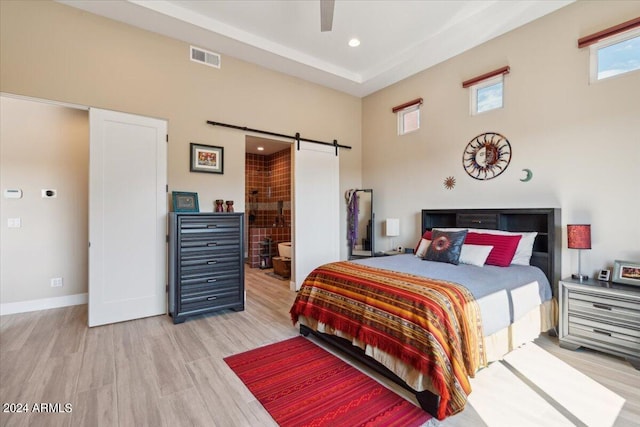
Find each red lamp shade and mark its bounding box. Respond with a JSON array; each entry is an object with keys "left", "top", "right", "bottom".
[{"left": 567, "top": 224, "right": 591, "bottom": 249}]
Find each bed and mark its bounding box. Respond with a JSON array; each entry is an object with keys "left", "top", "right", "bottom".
[{"left": 290, "top": 208, "right": 561, "bottom": 420}]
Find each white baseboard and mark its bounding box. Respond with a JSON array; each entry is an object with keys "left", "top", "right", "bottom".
[{"left": 0, "top": 293, "right": 88, "bottom": 316}]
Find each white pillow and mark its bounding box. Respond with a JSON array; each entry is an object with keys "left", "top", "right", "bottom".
[
  {"left": 415, "top": 238, "right": 493, "bottom": 267},
  {"left": 434, "top": 228, "right": 537, "bottom": 266},
  {"left": 460, "top": 244, "right": 494, "bottom": 267},
  {"left": 415, "top": 238, "right": 430, "bottom": 258}
]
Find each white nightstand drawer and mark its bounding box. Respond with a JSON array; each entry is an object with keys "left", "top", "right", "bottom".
[
  {"left": 569, "top": 290, "right": 640, "bottom": 312},
  {"left": 568, "top": 319, "right": 640, "bottom": 355},
  {"left": 568, "top": 315, "right": 640, "bottom": 339},
  {"left": 568, "top": 296, "right": 640, "bottom": 328}
]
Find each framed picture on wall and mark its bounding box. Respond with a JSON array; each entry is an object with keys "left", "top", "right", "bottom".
[
  {"left": 190, "top": 143, "right": 223, "bottom": 174},
  {"left": 172, "top": 191, "right": 199, "bottom": 213}
]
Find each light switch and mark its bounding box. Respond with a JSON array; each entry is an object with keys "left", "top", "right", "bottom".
[
  {"left": 4, "top": 189, "right": 23, "bottom": 199},
  {"left": 8, "top": 218, "right": 21, "bottom": 228}
]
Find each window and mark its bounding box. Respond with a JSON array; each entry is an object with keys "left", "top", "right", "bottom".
[
  {"left": 590, "top": 28, "right": 640, "bottom": 82},
  {"left": 462, "top": 66, "right": 509, "bottom": 116},
  {"left": 392, "top": 98, "right": 422, "bottom": 136},
  {"left": 397, "top": 104, "right": 420, "bottom": 135},
  {"left": 470, "top": 74, "right": 504, "bottom": 115}
]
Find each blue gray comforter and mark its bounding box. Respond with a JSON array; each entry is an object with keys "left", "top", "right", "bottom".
[{"left": 353, "top": 254, "right": 552, "bottom": 336}]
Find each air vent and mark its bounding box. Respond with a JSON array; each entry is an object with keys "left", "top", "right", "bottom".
[{"left": 190, "top": 46, "right": 221, "bottom": 69}]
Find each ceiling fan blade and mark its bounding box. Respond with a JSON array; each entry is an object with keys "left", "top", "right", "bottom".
[{"left": 320, "top": 0, "right": 335, "bottom": 32}]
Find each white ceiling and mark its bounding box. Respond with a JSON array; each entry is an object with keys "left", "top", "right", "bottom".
[{"left": 59, "top": 0, "right": 573, "bottom": 97}]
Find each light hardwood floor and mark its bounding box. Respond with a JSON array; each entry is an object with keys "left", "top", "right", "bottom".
[{"left": 1, "top": 267, "right": 638, "bottom": 427}]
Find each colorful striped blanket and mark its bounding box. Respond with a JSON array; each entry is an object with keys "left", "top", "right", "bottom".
[{"left": 289, "top": 261, "right": 486, "bottom": 420}]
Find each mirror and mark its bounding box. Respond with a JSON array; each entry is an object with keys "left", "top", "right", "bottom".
[{"left": 347, "top": 189, "right": 374, "bottom": 259}]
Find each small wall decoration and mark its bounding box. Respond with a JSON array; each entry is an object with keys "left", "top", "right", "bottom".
[
  {"left": 444, "top": 176, "right": 456, "bottom": 189},
  {"left": 612, "top": 260, "right": 640, "bottom": 286},
  {"left": 172, "top": 191, "right": 199, "bottom": 212},
  {"left": 520, "top": 168, "right": 533, "bottom": 182},
  {"left": 190, "top": 143, "right": 223, "bottom": 174},
  {"left": 462, "top": 132, "right": 511, "bottom": 180}
]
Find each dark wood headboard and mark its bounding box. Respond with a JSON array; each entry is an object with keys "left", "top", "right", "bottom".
[{"left": 421, "top": 208, "right": 561, "bottom": 295}]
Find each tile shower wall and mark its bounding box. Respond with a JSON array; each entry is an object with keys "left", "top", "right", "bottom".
[{"left": 245, "top": 148, "right": 291, "bottom": 268}]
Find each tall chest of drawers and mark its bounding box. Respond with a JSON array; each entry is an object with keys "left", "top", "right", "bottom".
[
  {"left": 169, "top": 213, "right": 245, "bottom": 324},
  {"left": 559, "top": 278, "right": 640, "bottom": 369}
]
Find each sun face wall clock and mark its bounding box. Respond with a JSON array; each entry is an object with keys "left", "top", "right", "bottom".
[{"left": 462, "top": 132, "right": 512, "bottom": 180}]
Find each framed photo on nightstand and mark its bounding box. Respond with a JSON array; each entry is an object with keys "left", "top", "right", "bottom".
[
  {"left": 612, "top": 260, "right": 640, "bottom": 286},
  {"left": 598, "top": 269, "right": 610, "bottom": 282}
]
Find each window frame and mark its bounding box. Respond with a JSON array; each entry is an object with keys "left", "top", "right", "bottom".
[
  {"left": 397, "top": 103, "right": 421, "bottom": 136},
  {"left": 589, "top": 27, "right": 640, "bottom": 83},
  {"left": 469, "top": 74, "right": 504, "bottom": 116}
]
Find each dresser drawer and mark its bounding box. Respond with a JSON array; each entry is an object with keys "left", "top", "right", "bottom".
[
  {"left": 180, "top": 230, "right": 240, "bottom": 247},
  {"left": 181, "top": 266, "right": 240, "bottom": 281},
  {"left": 568, "top": 317, "right": 640, "bottom": 355},
  {"left": 180, "top": 285, "right": 241, "bottom": 313},
  {"left": 180, "top": 253, "right": 240, "bottom": 272},
  {"left": 180, "top": 276, "right": 240, "bottom": 298},
  {"left": 568, "top": 291, "right": 640, "bottom": 328},
  {"left": 179, "top": 215, "right": 240, "bottom": 230},
  {"left": 180, "top": 270, "right": 241, "bottom": 287}
]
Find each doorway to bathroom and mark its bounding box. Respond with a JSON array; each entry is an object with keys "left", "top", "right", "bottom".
[{"left": 245, "top": 136, "right": 292, "bottom": 277}]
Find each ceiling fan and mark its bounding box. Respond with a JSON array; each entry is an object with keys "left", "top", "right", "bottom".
[{"left": 320, "top": 0, "right": 335, "bottom": 32}]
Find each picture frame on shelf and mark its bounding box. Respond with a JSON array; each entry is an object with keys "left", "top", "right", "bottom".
[
  {"left": 597, "top": 269, "right": 610, "bottom": 282},
  {"left": 172, "top": 191, "right": 199, "bottom": 213},
  {"left": 612, "top": 260, "right": 640, "bottom": 286},
  {"left": 190, "top": 143, "right": 223, "bottom": 174}
]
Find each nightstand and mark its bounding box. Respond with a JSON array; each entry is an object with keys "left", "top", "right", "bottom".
[
  {"left": 383, "top": 250, "right": 403, "bottom": 256},
  {"left": 559, "top": 277, "right": 640, "bottom": 369},
  {"left": 375, "top": 250, "right": 402, "bottom": 256}
]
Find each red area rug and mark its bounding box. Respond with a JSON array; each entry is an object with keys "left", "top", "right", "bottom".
[{"left": 224, "top": 336, "right": 433, "bottom": 427}]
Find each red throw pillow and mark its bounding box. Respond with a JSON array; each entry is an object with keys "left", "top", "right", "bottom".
[
  {"left": 415, "top": 230, "right": 433, "bottom": 253},
  {"left": 464, "top": 232, "right": 522, "bottom": 267}
]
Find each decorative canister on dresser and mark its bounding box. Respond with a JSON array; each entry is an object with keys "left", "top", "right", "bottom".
[
  {"left": 226, "top": 200, "right": 234, "bottom": 212},
  {"left": 214, "top": 199, "right": 225, "bottom": 212},
  {"left": 168, "top": 212, "right": 245, "bottom": 324}
]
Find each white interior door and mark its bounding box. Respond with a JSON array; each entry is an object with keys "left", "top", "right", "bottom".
[
  {"left": 293, "top": 141, "right": 340, "bottom": 290},
  {"left": 89, "top": 108, "right": 167, "bottom": 327}
]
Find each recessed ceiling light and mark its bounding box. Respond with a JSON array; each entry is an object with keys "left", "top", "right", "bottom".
[
  {"left": 257, "top": 146, "right": 264, "bottom": 151},
  {"left": 348, "top": 38, "right": 360, "bottom": 47}
]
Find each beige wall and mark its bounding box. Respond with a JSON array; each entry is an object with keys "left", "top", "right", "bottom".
[
  {"left": 0, "top": 97, "right": 89, "bottom": 303},
  {"left": 2, "top": 0, "right": 638, "bottom": 306},
  {"left": 363, "top": 1, "right": 640, "bottom": 278},
  {"left": 0, "top": 0, "right": 362, "bottom": 305}
]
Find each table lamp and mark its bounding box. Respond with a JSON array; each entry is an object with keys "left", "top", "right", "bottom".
[{"left": 568, "top": 224, "right": 591, "bottom": 281}]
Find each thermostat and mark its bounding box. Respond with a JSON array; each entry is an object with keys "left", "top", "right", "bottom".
[
  {"left": 41, "top": 189, "right": 57, "bottom": 198},
  {"left": 4, "top": 189, "right": 23, "bottom": 199}
]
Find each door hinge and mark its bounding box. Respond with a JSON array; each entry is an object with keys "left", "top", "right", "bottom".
[
  {"left": 166, "top": 234, "right": 169, "bottom": 243},
  {"left": 166, "top": 284, "right": 169, "bottom": 293},
  {"left": 166, "top": 184, "right": 168, "bottom": 192},
  {"left": 166, "top": 134, "right": 169, "bottom": 143}
]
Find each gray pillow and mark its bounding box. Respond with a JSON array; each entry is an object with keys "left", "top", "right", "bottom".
[{"left": 422, "top": 229, "right": 468, "bottom": 265}]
